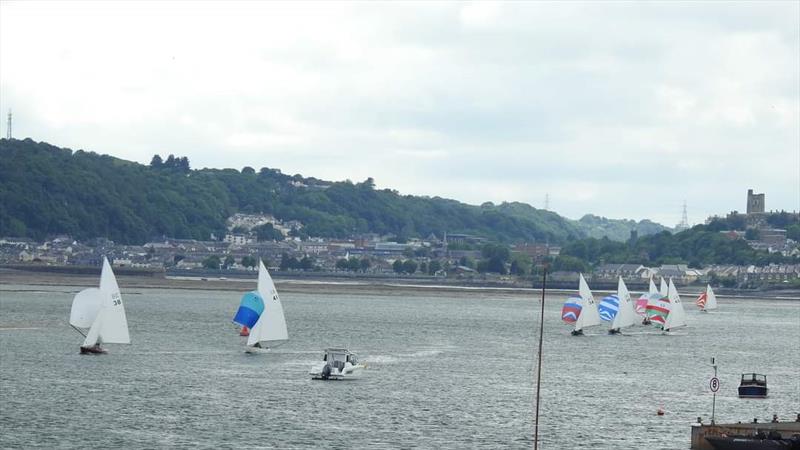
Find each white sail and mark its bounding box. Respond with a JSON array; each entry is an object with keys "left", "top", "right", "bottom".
[
  {"left": 247, "top": 261, "right": 289, "bottom": 347},
  {"left": 611, "top": 277, "right": 636, "bottom": 330},
  {"left": 70, "top": 288, "right": 103, "bottom": 328},
  {"left": 659, "top": 277, "right": 668, "bottom": 297},
  {"left": 704, "top": 285, "right": 718, "bottom": 310},
  {"left": 82, "top": 258, "right": 130, "bottom": 347},
  {"left": 663, "top": 278, "right": 687, "bottom": 331},
  {"left": 574, "top": 273, "right": 601, "bottom": 332},
  {"left": 649, "top": 277, "right": 658, "bottom": 295}
]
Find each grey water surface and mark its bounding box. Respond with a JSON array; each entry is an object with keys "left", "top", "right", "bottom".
[{"left": 1, "top": 284, "right": 798, "bottom": 449}]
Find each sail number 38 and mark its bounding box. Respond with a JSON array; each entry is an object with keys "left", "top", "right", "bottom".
[{"left": 112, "top": 293, "right": 123, "bottom": 306}]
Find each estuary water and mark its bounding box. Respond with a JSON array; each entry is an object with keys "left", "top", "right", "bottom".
[{"left": 1, "top": 283, "right": 798, "bottom": 449}]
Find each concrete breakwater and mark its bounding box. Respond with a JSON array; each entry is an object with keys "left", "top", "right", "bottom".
[{"left": 691, "top": 420, "right": 800, "bottom": 449}]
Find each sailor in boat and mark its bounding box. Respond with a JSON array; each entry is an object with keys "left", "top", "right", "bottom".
[
  {"left": 80, "top": 341, "right": 107, "bottom": 354},
  {"left": 642, "top": 317, "right": 651, "bottom": 325},
  {"left": 311, "top": 349, "right": 364, "bottom": 380}
]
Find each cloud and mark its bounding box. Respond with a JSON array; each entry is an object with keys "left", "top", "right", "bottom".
[{"left": 1, "top": 0, "right": 797, "bottom": 227}]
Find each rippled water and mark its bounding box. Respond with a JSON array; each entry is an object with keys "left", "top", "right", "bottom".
[{"left": 1, "top": 284, "right": 798, "bottom": 449}]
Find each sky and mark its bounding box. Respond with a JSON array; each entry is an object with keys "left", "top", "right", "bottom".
[{"left": 1, "top": 1, "right": 798, "bottom": 227}]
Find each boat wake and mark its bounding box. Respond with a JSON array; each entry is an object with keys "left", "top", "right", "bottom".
[
  {"left": 365, "top": 349, "right": 445, "bottom": 366},
  {"left": 621, "top": 330, "right": 663, "bottom": 336}
]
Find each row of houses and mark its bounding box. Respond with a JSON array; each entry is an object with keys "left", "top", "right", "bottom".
[
  {"left": 593, "top": 264, "right": 704, "bottom": 283},
  {"left": 594, "top": 262, "right": 800, "bottom": 284},
  {"left": 4, "top": 234, "right": 798, "bottom": 285}
]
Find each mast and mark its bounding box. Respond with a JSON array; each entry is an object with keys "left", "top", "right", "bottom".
[
  {"left": 70, "top": 324, "right": 87, "bottom": 338},
  {"left": 534, "top": 263, "right": 547, "bottom": 450}
]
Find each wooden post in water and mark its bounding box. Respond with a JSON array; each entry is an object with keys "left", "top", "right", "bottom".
[{"left": 534, "top": 265, "right": 547, "bottom": 449}]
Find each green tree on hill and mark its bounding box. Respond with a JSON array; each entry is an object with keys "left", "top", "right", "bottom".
[
  {"left": 240, "top": 255, "right": 257, "bottom": 269},
  {"left": 202, "top": 255, "right": 221, "bottom": 269},
  {"left": 402, "top": 259, "right": 418, "bottom": 274}
]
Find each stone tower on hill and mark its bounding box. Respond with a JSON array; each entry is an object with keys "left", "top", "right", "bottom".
[{"left": 746, "top": 189, "right": 765, "bottom": 214}]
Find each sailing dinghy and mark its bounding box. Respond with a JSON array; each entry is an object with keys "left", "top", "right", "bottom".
[
  {"left": 561, "top": 274, "right": 601, "bottom": 336},
  {"left": 662, "top": 278, "right": 688, "bottom": 334},
  {"left": 598, "top": 277, "right": 637, "bottom": 334},
  {"left": 637, "top": 277, "right": 661, "bottom": 325},
  {"left": 232, "top": 261, "right": 288, "bottom": 353},
  {"left": 696, "top": 284, "right": 718, "bottom": 312},
  {"left": 69, "top": 257, "right": 130, "bottom": 354}
]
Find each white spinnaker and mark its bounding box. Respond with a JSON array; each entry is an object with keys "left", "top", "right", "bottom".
[
  {"left": 574, "top": 273, "right": 601, "bottom": 332},
  {"left": 70, "top": 288, "right": 103, "bottom": 329},
  {"left": 659, "top": 277, "right": 668, "bottom": 297},
  {"left": 611, "top": 277, "right": 636, "bottom": 330},
  {"left": 704, "top": 285, "right": 718, "bottom": 310},
  {"left": 82, "top": 258, "right": 130, "bottom": 346},
  {"left": 247, "top": 261, "right": 289, "bottom": 347},
  {"left": 663, "top": 278, "right": 687, "bottom": 330}
]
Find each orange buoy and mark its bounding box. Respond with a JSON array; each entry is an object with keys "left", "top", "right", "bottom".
[{"left": 240, "top": 326, "right": 250, "bottom": 336}]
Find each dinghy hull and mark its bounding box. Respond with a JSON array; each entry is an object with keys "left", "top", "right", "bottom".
[
  {"left": 244, "top": 346, "right": 271, "bottom": 354},
  {"left": 79, "top": 345, "right": 107, "bottom": 355}
]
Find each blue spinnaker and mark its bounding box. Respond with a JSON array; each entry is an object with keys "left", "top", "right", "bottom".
[
  {"left": 233, "top": 291, "right": 265, "bottom": 328},
  {"left": 598, "top": 294, "right": 620, "bottom": 321}
]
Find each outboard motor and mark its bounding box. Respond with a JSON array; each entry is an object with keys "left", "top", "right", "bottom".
[{"left": 321, "top": 363, "right": 331, "bottom": 380}]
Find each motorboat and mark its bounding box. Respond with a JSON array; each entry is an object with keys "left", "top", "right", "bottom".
[
  {"left": 309, "top": 348, "right": 366, "bottom": 380},
  {"left": 738, "top": 373, "right": 768, "bottom": 398}
]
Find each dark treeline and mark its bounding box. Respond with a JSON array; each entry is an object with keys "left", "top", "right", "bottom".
[
  {"left": 560, "top": 224, "right": 797, "bottom": 268},
  {"left": 0, "top": 138, "right": 583, "bottom": 245}
]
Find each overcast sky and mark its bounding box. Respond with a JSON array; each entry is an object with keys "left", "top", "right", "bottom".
[{"left": 1, "top": 1, "right": 798, "bottom": 226}]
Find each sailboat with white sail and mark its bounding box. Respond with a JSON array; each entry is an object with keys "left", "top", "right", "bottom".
[
  {"left": 636, "top": 277, "right": 661, "bottom": 325},
  {"left": 659, "top": 277, "right": 668, "bottom": 297},
  {"left": 696, "top": 284, "right": 718, "bottom": 312},
  {"left": 232, "top": 261, "right": 288, "bottom": 353},
  {"left": 598, "top": 276, "right": 637, "bottom": 334},
  {"left": 663, "top": 278, "right": 687, "bottom": 334},
  {"left": 561, "top": 273, "right": 601, "bottom": 336},
  {"left": 69, "top": 257, "right": 130, "bottom": 354}
]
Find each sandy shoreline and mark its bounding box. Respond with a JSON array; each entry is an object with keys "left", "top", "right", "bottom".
[
  {"left": 1, "top": 269, "right": 798, "bottom": 300},
  {"left": 0, "top": 269, "right": 542, "bottom": 297}
]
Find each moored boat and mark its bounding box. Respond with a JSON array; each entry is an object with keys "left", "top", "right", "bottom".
[
  {"left": 705, "top": 434, "right": 799, "bottom": 449},
  {"left": 738, "top": 373, "right": 768, "bottom": 398}
]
